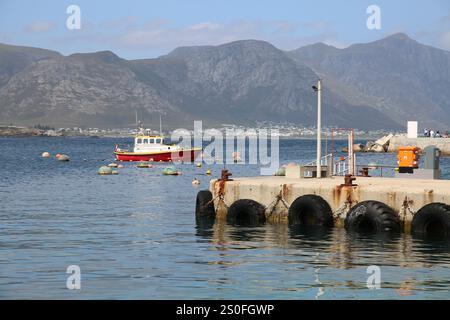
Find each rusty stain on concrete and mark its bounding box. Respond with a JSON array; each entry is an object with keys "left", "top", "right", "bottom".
[
  {"left": 425, "top": 189, "right": 434, "bottom": 204},
  {"left": 209, "top": 176, "right": 450, "bottom": 232}
]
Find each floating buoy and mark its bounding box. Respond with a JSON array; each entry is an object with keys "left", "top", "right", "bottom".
[
  {"left": 368, "top": 162, "right": 378, "bottom": 170},
  {"left": 274, "top": 166, "right": 286, "bottom": 176},
  {"left": 98, "top": 166, "right": 113, "bottom": 175},
  {"left": 192, "top": 178, "right": 200, "bottom": 186},
  {"left": 108, "top": 163, "right": 118, "bottom": 168},
  {"left": 163, "top": 166, "right": 181, "bottom": 175},
  {"left": 196, "top": 163, "right": 202, "bottom": 168},
  {"left": 57, "top": 154, "right": 70, "bottom": 161},
  {"left": 206, "top": 169, "right": 212, "bottom": 175},
  {"left": 42, "top": 152, "right": 50, "bottom": 158},
  {"left": 117, "top": 164, "right": 124, "bottom": 169},
  {"left": 137, "top": 161, "right": 152, "bottom": 168},
  {"left": 232, "top": 151, "right": 242, "bottom": 163}
]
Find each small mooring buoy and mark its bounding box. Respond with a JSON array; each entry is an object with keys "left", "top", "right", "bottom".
[
  {"left": 192, "top": 178, "right": 200, "bottom": 186},
  {"left": 108, "top": 163, "right": 118, "bottom": 168},
  {"left": 206, "top": 169, "right": 212, "bottom": 175},
  {"left": 42, "top": 152, "right": 51, "bottom": 158},
  {"left": 274, "top": 165, "right": 286, "bottom": 176},
  {"left": 196, "top": 163, "right": 202, "bottom": 168},
  {"left": 137, "top": 162, "right": 152, "bottom": 168},
  {"left": 163, "top": 166, "right": 181, "bottom": 175},
  {"left": 98, "top": 166, "right": 114, "bottom": 175},
  {"left": 56, "top": 154, "right": 70, "bottom": 161},
  {"left": 368, "top": 162, "right": 378, "bottom": 170}
]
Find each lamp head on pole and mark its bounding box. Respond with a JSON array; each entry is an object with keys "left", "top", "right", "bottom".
[{"left": 312, "top": 85, "right": 318, "bottom": 92}]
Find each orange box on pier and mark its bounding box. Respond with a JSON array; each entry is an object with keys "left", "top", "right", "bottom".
[{"left": 397, "top": 146, "right": 420, "bottom": 168}]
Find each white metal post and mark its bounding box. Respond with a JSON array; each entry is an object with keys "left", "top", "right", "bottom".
[
  {"left": 316, "top": 79, "right": 322, "bottom": 178},
  {"left": 348, "top": 130, "right": 355, "bottom": 175}
]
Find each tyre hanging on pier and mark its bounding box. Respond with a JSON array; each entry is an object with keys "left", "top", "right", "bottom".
[
  {"left": 227, "top": 199, "right": 266, "bottom": 226},
  {"left": 288, "top": 195, "right": 334, "bottom": 227},
  {"left": 345, "top": 201, "right": 400, "bottom": 233},
  {"left": 195, "top": 190, "right": 215, "bottom": 220},
  {"left": 412, "top": 203, "right": 450, "bottom": 237}
]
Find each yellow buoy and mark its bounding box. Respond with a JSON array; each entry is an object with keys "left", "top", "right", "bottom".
[
  {"left": 206, "top": 169, "right": 212, "bottom": 175},
  {"left": 196, "top": 163, "right": 202, "bottom": 168}
]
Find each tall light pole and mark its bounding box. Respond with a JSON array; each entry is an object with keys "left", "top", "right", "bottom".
[{"left": 312, "top": 79, "right": 322, "bottom": 178}]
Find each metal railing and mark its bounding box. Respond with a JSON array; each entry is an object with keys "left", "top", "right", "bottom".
[
  {"left": 333, "top": 159, "right": 397, "bottom": 177},
  {"left": 304, "top": 153, "right": 334, "bottom": 167},
  {"left": 334, "top": 159, "right": 349, "bottom": 176},
  {"left": 302, "top": 154, "right": 334, "bottom": 177}
]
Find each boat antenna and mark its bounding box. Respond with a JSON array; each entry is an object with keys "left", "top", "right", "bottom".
[
  {"left": 135, "top": 109, "right": 144, "bottom": 134},
  {"left": 159, "top": 114, "right": 163, "bottom": 137},
  {"left": 134, "top": 109, "right": 139, "bottom": 131}
]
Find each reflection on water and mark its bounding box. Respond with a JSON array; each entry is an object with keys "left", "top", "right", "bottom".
[
  {"left": 196, "top": 219, "right": 450, "bottom": 299},
  {"left": 0, "top": 137, "right": 449, "bottom": 299}
]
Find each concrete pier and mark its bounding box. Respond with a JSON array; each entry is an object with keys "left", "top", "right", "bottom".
[
  {"left": 209, "top": 176, "right": 450, "bottom": 232},
  {"left": 388, "top": 135, "right": 450, "bottom": 155}
]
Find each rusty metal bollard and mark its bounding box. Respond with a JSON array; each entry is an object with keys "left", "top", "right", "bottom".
[
  {"left": 219, "top": 169, "right": 233, "bottom": 181},
  {"left": 341, "top": 174, "right": 357, "bottom": 187}
]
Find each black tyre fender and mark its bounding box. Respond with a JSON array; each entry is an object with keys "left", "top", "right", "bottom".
[
  {"left": 195, "top": 190, "right": 215, "bottom": 219},
  {"left": 412, "top": 203, "right": 450, "bottom": 237},
  {"left": 227, "top": 199, "right": 266, "bottom": 226},
  {"left": 345, "top": 200, "right": 400, "bottom": 233},
  {"left": 288, "top": 195, "right": 333, "bottom": 227}
]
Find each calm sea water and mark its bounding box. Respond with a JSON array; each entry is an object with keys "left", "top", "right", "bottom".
[{"left": 1, "top": 137, "right": 449, "bottom": 299}]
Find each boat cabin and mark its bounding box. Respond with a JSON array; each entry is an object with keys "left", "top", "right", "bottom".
[{"left": 133, "top": 135, "right": 174, "bottom": 153}]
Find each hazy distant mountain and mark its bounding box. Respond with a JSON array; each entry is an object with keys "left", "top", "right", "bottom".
[
  {"left": 289, "top": 33, "right": 450, "bottom": 129},
  {"left": 0, "top": 33, "right": 448, "bottom": 130},
  {"left": 0, "top": 43, "right": 60, "bottom": 88},
  {"left": 0, "top": 49, "right": 189, "bottom": 127}
]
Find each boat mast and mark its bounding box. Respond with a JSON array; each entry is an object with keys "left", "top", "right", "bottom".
[
  {"left": 159, "top": 114, "right": 163, "bottom": 137},
  {"left": 135, "top": 110, "right": 138, "bottom": 128},
  {"left": 135, "top": 110, "right": 143, "bottom": 135}
]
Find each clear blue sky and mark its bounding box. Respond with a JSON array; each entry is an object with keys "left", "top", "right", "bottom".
[{"left": 0, "top": 0, "right": 449, "bottom": 59}]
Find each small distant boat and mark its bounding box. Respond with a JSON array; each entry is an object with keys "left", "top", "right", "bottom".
[{"left": 114, "top": 118, "right": 201, "bottom": 162}]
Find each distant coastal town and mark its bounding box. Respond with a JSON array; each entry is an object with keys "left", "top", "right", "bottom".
[{"left": 0, "top": 122, "right": 398, "bottom": 140}]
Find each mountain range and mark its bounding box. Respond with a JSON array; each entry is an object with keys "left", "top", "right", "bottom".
[{"left": 0, "top": 33, "right": 449, "bottom": 130}]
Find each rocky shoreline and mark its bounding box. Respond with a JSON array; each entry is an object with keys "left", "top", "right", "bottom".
[
  {"left": 0, "top": 126, "right": 63, "bottom": 137},
  {"left": 350, "top": 134, "right": 450, "bottom": 156}
]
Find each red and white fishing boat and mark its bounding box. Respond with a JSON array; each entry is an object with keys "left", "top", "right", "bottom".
[{"left": 114, "top": 128, "right": 201, "bottom": 162}]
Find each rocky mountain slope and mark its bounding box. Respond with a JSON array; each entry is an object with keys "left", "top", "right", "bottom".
[
  {"left": 289, "top": 33, "right": 450, "bottom": 129},
  {"left": 0, "top": 33, "right": 448, "bottom": 130}
]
